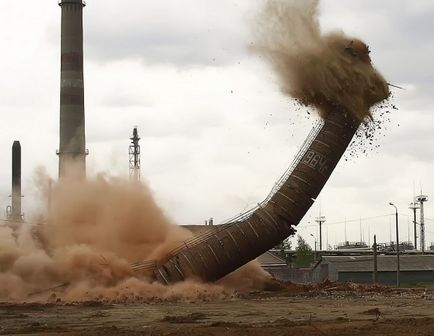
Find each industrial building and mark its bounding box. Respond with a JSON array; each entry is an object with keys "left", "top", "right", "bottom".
[
  {"left": 250, "top": 253, "right": 434, "bottom": 285},
  {"left": 312, "top": 255, "right": 434, "bottom": 285}
]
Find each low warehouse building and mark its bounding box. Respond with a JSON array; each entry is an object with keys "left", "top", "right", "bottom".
[
  {"left": 313, "top": 255, "right": 434, "bottom": 285},
  {"left": 256, "top": 251, "right": 289, "bottom": 279}
]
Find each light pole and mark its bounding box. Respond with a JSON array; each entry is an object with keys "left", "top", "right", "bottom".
[
  {"left": 310, "top": 234, "right": 317, "bottom": 260},
  {"left": 389, "top": 202, "right": 400, "bottom": 287},
  {"left": 315, "top": 215, "right": 326, "bottom": 250}
]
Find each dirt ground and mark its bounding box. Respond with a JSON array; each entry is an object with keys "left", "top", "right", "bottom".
[{"left": 1, "top": 283, "right": 434, "bottom": 335}]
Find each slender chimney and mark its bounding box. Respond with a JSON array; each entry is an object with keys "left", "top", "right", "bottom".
[
  {"left": 11, "top": 141, "right": 22, "bottom": 222},
  {"left": 58, "top": 0, "right": 87, "bottom": 178}
]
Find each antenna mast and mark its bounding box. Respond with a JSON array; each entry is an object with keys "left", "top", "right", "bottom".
[{"left": 129, "top": 127, "right": 141, "bottom": 181}]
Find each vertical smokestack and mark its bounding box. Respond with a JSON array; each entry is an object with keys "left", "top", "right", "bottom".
[
  {"left": 58, "top": 0, "right": 87, "bottom": 178},
  {"left": 11, "top": 141, "right": 22, "bottom": 222}
]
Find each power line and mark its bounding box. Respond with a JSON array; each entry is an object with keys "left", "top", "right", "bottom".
[{"left": 299, "top": 214, "right": 392, "bottom": 228}]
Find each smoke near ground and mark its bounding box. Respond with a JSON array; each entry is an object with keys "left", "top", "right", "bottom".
[
  {"left": 253, "top": 0, "right": 390, "bottom": 121},
  {"left": 0, "top": 170, "right": 271, "bottom": 303}
]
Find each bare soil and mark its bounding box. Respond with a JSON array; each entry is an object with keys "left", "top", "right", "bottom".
[{"left": 1, "top": 283, "right": 433, "bottom": 335}]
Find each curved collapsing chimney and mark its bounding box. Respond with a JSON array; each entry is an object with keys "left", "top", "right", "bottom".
[
  {"left": 58, "top": 0, "right": 87, "bottom": 178},
  {"left": 151, "top": 111, "right": 360, "bottom": 284}
]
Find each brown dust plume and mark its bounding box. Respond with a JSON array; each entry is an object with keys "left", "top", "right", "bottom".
[
  {"left": 0, "top": 170, "right": 270, "bottom": 303},
  {"left": 253, "top": 0, "right": 390, "bottom": 121}
]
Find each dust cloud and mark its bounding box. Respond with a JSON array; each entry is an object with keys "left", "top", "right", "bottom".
[
  {"left": 0, "top": 169, "right": 270, "bottom": 303},
  {"left": 219, "top": 260, "right": 273, "bottom": 292},
  {"left": 253, "top": 0, "right": 390, "bottom": 121}
]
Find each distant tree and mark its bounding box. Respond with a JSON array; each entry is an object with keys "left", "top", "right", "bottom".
[
  {"left": 295, "top": 235, "right": 314, "bottom": 268},
  {"left": 275, "top": 237, "right": 292, "bottom": 251},
  {"left": 274, "top": 238, "right": 292, "bottom": 263}
]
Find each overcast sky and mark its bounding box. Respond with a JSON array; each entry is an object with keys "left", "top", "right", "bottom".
[{"left": 0, "top": 0, "right": 433, "bottom": 250}]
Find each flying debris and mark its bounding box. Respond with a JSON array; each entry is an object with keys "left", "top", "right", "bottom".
[{"left": 387, "top": 82, "right": 405, "bottom": 90}]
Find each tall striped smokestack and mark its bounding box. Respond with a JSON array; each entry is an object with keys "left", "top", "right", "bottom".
[{"left": 58, "top": 0, "right": 87, "bottom": 178}]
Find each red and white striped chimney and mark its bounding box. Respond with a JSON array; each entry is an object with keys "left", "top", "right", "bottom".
[{"left": 58, "top": 0, "right": 87, "bottom": 178}]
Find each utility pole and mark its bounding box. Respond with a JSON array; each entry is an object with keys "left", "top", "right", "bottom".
[
  {"left": 344, "top": 218, "right": 347, "bottom": 243},
  {"left": 389, "top": 216, "right": 392, "bottom": 244},
  {"left": 389, "top": 202, "right": 400, "bottom": 288},
  {"left": 407, "top": 217, "right": 410, "bottom": 246},
  {"left": 315, "top": 215, "right": 326, "bottom": 250},
  {"left": 373, "top": 234, "right": 378, "bottom": 284},
  {"left": 416, "top": 195, "right": 428, "bottom": 253},
  {"left": 368, "top": 225, "right": 371, "bottom": 246},
  {"left": 409, "top": 201, "right": 419, "bottom": 250},
  {"left": 310, "top": 233, "right": 317, "bottom": 260}
]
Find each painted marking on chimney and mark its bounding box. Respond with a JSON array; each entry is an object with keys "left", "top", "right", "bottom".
[
  {"left": 61, "top": 79, "right": 84, "bottom": 88},
  {"left": 60, "top": 94, "right": 83, "bottom": 105},
  {"left": 302, "top": 150, "right": 330, "bottom": 174},
  {"left": 61, "top": 52, "right": 83, "bottom": 71}
]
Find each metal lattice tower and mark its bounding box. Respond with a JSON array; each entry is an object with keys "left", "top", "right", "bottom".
[
  {"left": 129, "top": 127, "right": 141, "bottom": 181},
  {"left": 409, "top": 201, "right": 420, "bottom": 250},
  {"left": 416, "top": 195, "right": 428, "bottom": 253}
]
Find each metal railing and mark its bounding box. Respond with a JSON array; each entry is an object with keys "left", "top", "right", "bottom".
[
  {"left": 221, "top": 119, "right": 324, "bottom": 224},
  {"left": 130, "top": 260, "right": 157, "bottom": 273},
  {"left": 131, "top": 120, "right": 325, "bottom": 274},
  {"left": 130, "top": 225, "right": 233, "bottom": 272}
]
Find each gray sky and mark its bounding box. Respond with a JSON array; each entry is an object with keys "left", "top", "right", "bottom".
[{"left": 0, "top": 0, "right": 433, "bottom": 249}]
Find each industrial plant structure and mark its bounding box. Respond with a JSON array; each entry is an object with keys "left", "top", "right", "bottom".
[{"left": 57, "top": 0, "right": 87, "bottom": 178}]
